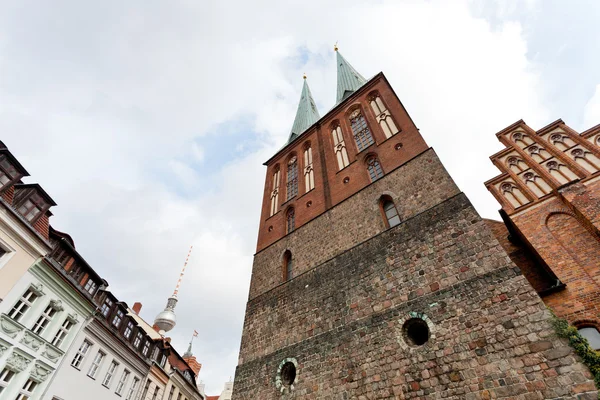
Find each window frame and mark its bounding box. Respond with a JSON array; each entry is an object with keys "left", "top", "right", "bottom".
[
  {"left": 115, "top": 369, "right": 130, "bottom": 395},
  {"left": 87, "top": 350, "right": 106, "bottom": 379},
  {"left": 8, "top": 288, "right": 40, "bottom": 322},
  {"left": 125, "top": 377, "right": 140, "bottom": 400},
  {"left": 349, "top": 108, "right": 375, "bottom": 152},
  {"left": 71, "top": 339, "right": 93, "bottom": 369},
  {"left": 51, "top": 318, "right": 73, "bottom": 348},
  {"left": 15, "top": 378, "right": 38, "bottom": 400},
  {"left": 0, "top": 368, "right": 16, "bottom": 394},
  {"left": 102, "top": 360, "right": 119, "bottom": 388},
  {"left": 31, "top": 304, "right": 58, "bottom": 335},
  {"left": 366, "top": 156, "right": 384, "bottom": 182}
]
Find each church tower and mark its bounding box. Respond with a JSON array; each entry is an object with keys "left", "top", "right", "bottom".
[{"left": 232, "top": 49, "right": 597, "bottom": 399}]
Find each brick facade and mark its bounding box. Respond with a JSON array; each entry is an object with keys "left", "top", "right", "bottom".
[
  {"left": 485, "top": 120, "right": 600, "bottom": 329},
  {"left": 233, "top": 71, "right": 598, "bottom": 399}
]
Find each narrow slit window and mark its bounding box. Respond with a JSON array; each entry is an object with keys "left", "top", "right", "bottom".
[
  {"left": 270, "top": 167, "right": 280, "bottom": 217},
  {"left": 332, "top": 125, "right": 350, "bottom": 170},
  {"left": 286, "top": 157, "right": 298, "bottom": 201},
  {"left": 303, "top": 145, "right": 315, "bottom": 192},
  {"left": 382, "top": 200, "right": 400, "bottom": 228},
  {"left": 284, "top": 251, "right": 293, "bottom": 281}
]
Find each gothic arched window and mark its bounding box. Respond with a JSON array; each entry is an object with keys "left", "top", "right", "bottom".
[
  {"left": 349, "top": 109, "right": 374, "bottom": 152},
  {"left": 332, "top": 124, "right": 350, "bottom": 170},
  {"left": 283, "top": 250, "right": 293, "bottom": 281},
  {"left": 303, "top": 144, "right": 315, "bottom": 193},
  {"left": 286, "top": 156, "right": 298, "bottom": 201},
  {"left": 270, "top": 166, "right": 280, "bottom": 217},
  {"left": 366, "top": 156, "right": 384, "bottom": 182},
  {"left": 380, "top": 197, "right": 400, "bottom": 228},
  {"left": 286, "top": 208, "right": 295, "bottom": 234},
  {"left": 369, "top": 94, "right": 399, "bottom": 139}
]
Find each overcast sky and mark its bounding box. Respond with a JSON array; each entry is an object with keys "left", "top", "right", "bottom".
[{"left": 1, "top": 0, "right": 599, "bottom": 395}]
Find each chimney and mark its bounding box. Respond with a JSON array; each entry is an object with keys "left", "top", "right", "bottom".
[{"left": 132, "top": 302, "right": 142, "bottom": 315}]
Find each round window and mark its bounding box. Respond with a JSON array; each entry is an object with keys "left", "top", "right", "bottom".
[
  {"left": 280, "top": 362, "right": 296, "bottom": 386},
  {"left": 402, "top": 318, "right": 430, "bottom": 346}
]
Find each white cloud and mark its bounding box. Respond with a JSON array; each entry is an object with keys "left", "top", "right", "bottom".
[
  {"left": 0, "top": 0, "right": 581, "bottom": 395},
  {"left": 584, "top": 84, "right": 600, "bottom": 129}
]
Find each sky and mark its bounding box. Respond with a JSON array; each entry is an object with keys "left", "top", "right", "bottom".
[{"left": 1, "top": 0, "right": 599, "bottom": 395}]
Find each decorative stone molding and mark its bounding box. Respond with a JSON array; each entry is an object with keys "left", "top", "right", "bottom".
[
  {"left": 0, "top": 313, "right": 25, "bottom": 338},
  {"left": 5, "top": 351, "right": 32, "bottom": 372},
  {"left": 0, "top": 340, "right": 8, "bottom": 357},
  {"left": 66, "top": 313, "right": 79, "bottom": 324},
  {"left": 29, "top": 283, "right": 45, "bottom": 297},
  {"left": 49, "top": 299, "right": 64, "bottom": 312},
  {"left": 41, "top": 343, "right": 64, "bottom": 364},
  {"left": 30, "top": 361, "right": 53, "bottom": 382},
  {"left": 275, "top": 357, "right": 298, "bottom": 394},
  {"left": 20, "top": 331, "right": 44, "bottom": 351}
]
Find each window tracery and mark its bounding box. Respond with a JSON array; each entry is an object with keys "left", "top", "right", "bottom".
[
  {"left": 368, "top": 94, "right": 399, "bottom": 139},
  {"left": 303, "top": 144, "right": 314, "bottom": 192},
  {"left": 499, "top": 181, "right": 529, "bottom": 208},
  {"left": 349, "top": 109, "right": 374, "bottom": 152},
  {"left": 366, "top": 156, "right": 384, "bottom": 182},
  {"left": 510, "top": 131, "right": 533, "bottom": 148},
  {"left": 332, "top": 124, "right": 350, "bottom": 170},
  {"left": 286, "top": 157, "right": 298, "bottom": 201},
  {"left": 506, "top": 156, "right": 526, "bottom": 172},
  {"left": 569, "top": 147, "right": 600, "bottom": 173},
  {"left": 521, "top": 171, "right": 550, "bottom": 197},
  {"left": 270, "top": 166, "right": 280, "bottom": 217}
]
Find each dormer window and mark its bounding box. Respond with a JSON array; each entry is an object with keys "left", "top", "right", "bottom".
[
  {"left": 112, "top": 309, "right": 124, "bottom": 328},
  {"left": 83, "top": 278, "right": 98, "bottom": 295},
  {"left": 101, "top": 298, "right": 114, "bottom": 317},
  {"left": 0, "top": 158, "right": 18, "bottom": 189},
  {"left": 18, "top": 192, "right": 47, "bottom": 222}
]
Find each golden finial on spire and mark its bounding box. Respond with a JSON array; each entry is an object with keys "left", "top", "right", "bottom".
[
  {"left": 303, "top": 72, "right": 307, "bottom": 80},
  {"left": 334, "top": 41, "right": 338, "bottom": 52}
]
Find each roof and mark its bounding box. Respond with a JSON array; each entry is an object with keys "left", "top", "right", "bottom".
[
  {"left": 336, "top": 50, "right": 366, "bottom": 104},
  {"left": 14, "top": 183, "right": 57, "bottom": 206},
  {"left": 206, "top": 396, "right": 220, "bottom": 400},
  {"left": 287, "top": 78, "right": 320, "bottom": 144}
]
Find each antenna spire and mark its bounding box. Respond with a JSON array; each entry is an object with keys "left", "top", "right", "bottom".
[{"left": 173, "top": 245, "right": 193, "bottom": 297}]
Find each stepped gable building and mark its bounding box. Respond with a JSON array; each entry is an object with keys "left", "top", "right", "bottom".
[
  {"left": 232, "top": 48, "right": 598, "bottom": 399},
  {"left": 484, "top": 119, "right": 600, "bottom": 350}
]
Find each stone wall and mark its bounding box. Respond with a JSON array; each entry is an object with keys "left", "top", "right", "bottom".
[
  {"left": 249, "top": 148, "right": 460, "bottom": 300},
  {"left": 234, "top": 193, "right": 597, "bottom": 399}
]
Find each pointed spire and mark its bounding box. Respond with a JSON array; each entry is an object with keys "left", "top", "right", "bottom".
[
  {"left": 335, "top": 48, "right": 366, "bottom": 104},
  {"left": 288, "top": 75, "right": 320, "bottom": 143}
]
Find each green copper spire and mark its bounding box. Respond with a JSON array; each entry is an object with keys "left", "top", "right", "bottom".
[
  {"left": 336, "top": 49, "right": 366, "bottom": 104},
  {"left": 288, "top": 76, "right": 320, "bottom": 143}
]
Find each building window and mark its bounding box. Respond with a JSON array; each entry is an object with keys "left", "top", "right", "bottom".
[
  {"left": 126, "top": 377, "right": 140, "bottom": 400},
  {"left": 51, "top": 319, "right": 73, "bottom": 348},
  {"left": 133, "top": 332, "right": 143, "bottom": 348},
  {"left": 349, "top": 109, "right": 374, "bottom": 152},
  {"left": 160, "top": 354, "right": 167, "bottom": 368},
  {"left": 68, "top": 262, "right": 85, "bottom": 283},
  {"left": 103, "top": 360, "right": 119, "bottom": 388},
  {"left": 115, "top": 369, "right": 130, "bottom": 395},
  {"left": 152, "top": 386, "right": 160, "bottom": 400},
  {"left": 177, "top": 393, "right": 182, "bottom": 400},
  {"left": 0, "top": 158, "right": 17, "bottom": 190},
  {"left": 303, "top": 144, "right": 315, "bottom": 193},
  {"left": 15, "top": 378, "right": 38, "bottom": 400},
  {"left": 369, "top": 94, "right": 399, "bottom": 138},
  {"left": 286, "top": 156, "right": 298, "bottom": 201},
  {"left": 381, "top": 198, "right": 400, "bottom": 228},
  {"left": 332, "top": 124, "right": 350, "bottom": 170},
  {"left": 112, "top": 309, "right": 124, "bottom": 329},
  {"left": 71, "top": 340, "right": 92, "bottom": 369},
  {"left": 83, "top": 279, "right": 97, "bottom": 295},
  {"left": 270, "top": 166, "right": 280, "bottom": 217},
  {"left": 283, "top": 251, "right": 293, "bottom": 281},
  {"left": 367, "top": 156, "right": 384, "bottom": 182},
  {"left": 151, "top": 346, "right": 160, "bottom": 361},
  {"left": 578, "top": 326, "right": 600, "bottom": 350},
  {"left": 17, "top": 193, "right": 47, "bottom": 222},
  {"left": 286, "top": 208, "right": 295, "bottom": 234},
  {"left": 87, "top": 350, "right": 105, "bottom": 378},
  {"left": 168, "top": 386, "right": 175, "bottom": 400},
  {"left": 100, "top": 298, "right": 113, "bottom": 317},
  {"left": 0, "top": 368, "right": 16, "bottom": 394},
  {"left": 8, "top": 288, "right": 39, "bottom": 322},
  {"left": 31, "top": 304, "right": 58, "bottom": 335},
  {"left": 142, "top": 340, "right": 150, "bottom": 356},
  {"left": 124, "top": 321, "right": 134, "bottom": 340}
]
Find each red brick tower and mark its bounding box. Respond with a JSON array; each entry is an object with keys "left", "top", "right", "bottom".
[
  {"left": 232, "top": 49, "right": 598, "bottom": 399},
  {"left": 485, "top": 119, "right": 600, "bottom": 349}
]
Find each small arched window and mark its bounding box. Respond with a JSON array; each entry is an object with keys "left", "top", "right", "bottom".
[
  {"left": 286, "top": 208, "right": 295, "bottom": 234},
  {"left": 303, "top": 144, "right": 315, "bottom": 192},
  {"left": 349, "top": 109, "right": 374, "bottom": 152},
  {"left": 578, "top": 326, "right": 600, "bottom": 350},
  {"left": 381, "top": 198, "right": 400, "bottom": 228},
  {"left": 366, "top": 156, "right": 384, "bottom": 182},
  {"left": 283, "top": 251, "right": 293, "bottom": 281},
  {"left": 286, "top": 156, "right": 298, "bottom": 201},
  {"left": 270, "top": 166, "right": 281, "bottom": 217}
]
